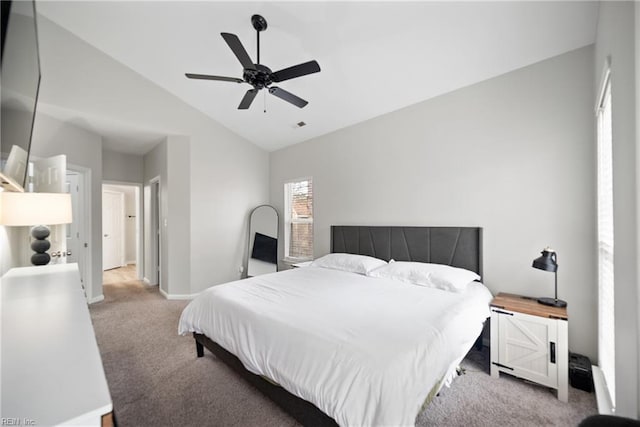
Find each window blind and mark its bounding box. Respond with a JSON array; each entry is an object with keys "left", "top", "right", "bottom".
[
  {"left": 597, "top": 74, "right": 615, "bottom": 408},
  {"left": 284, "top": 178, "right": 313, "bottom": 260}
]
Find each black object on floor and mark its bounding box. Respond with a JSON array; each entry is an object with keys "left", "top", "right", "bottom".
[
  {"left": 579, "top": 415, "right": 640, "bottom": 426},
  {"left": 569, "top": 352, "right": 593, "bottom": 392}
]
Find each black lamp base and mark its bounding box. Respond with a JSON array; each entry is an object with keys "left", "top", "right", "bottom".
[
  {"left": 30, "top": 225, "right": 51, "bottom": 266},
  {"left": 537, "top": 297, "right": 567, "bottom": 308}
]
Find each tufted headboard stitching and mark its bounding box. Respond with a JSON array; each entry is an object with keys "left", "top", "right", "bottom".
[{"left": 331, "top": 226, "right": 483, "bottom": 279}]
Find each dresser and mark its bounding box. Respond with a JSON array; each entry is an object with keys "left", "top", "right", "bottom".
[{"left": 1, "top": 264, "right": 113, "bottom": 426}]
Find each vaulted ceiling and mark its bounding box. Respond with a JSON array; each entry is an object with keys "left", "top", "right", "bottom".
[{"left": 36, "top": 1, "right": 599, "bottom": 152}]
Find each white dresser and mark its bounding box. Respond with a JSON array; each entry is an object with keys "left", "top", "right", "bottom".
[{"left": 1, "top": 264, "right": 113, "bottom": 426}]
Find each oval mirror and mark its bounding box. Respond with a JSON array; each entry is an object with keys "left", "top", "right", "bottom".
[{"left": 247, "top": 205, "right": 278, "bottom": 277}]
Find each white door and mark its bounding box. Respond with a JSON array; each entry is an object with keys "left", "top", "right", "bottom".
[
  {"left": 66, "top": 172, "right": 83, "bottom": 279},
  {"left": 33, "top": 155, "right": 66, "bottom": 192},
  {"left": 102, "top": 190, "right": 124, "bottom": 271},
  {"left": 32, "top": 155, "right": 67, "bottom": 263}
]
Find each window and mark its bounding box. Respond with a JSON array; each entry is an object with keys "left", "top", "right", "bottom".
[
  {"left": 284, "top": 178, "right": 313, "bottom": 260},
  {"left": 596, "top": 69, "right": 615, "bottom": 408}
]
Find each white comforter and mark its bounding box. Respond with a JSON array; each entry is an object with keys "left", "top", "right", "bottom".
[{"left": 179, "top": 267, "right": 492, "bottom": 426}]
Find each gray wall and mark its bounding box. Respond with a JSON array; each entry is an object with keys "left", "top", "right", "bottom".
[
  {"left": 166, "top": 135, "right": 191, "bottom": 297},
  {"left": 102, "top": 149, "right": 144, "bottom": 184},
  {"left": 594, "top": 1, "right": 639, "bottom": 418},
  {"left": 143, "top": 140, "right": 168, "bottom": 291},
  {"left": 270, "top": 46, "right": 597, "bottom": 360},
  {"left": 142, "top": 137, "right": 192, "bottom": 297}
]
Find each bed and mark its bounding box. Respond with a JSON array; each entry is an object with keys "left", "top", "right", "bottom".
[{"left": 179, "top": 226, "right": 491, "bottom": 426}]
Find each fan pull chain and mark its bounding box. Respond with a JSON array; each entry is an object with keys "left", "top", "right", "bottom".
[{"left": 264, "top": 89, "right": 267, "bottom": 113}]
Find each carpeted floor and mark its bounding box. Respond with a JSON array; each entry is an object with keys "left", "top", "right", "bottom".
[{"left": 89, "top": 280, "right": 598, "bottom": 427}]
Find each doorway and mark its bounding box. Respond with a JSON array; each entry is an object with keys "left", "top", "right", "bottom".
[
  {"left": 102, "top": 183, "right": 142, "bottom": 284},
  {"left": 103, "top": 189, "right": 124, "bottom": 271}
]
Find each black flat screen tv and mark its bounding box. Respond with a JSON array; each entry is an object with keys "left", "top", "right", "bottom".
[
  {"left": 0, "top": 0, "right": 41, "bottom": 192},
  {"left": 251, "top": 232, "right": 277, "bottom": 265}
]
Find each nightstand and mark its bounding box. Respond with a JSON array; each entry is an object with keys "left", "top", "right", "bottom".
[{"left": 490, "top": 292, "right": 568, "bottom": 402}]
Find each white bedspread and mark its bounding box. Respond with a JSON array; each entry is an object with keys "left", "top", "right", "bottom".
[{"left": 179, "top": 267, "right": 492, "bottom": 426}]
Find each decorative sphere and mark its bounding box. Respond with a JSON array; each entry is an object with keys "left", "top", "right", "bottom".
[
  {"left": 31, "top": 225, "right": 50, "bottom": 239},
  {"left": 31, "top": 239, "right": 51, "bottom": 253},
  {"left": 31, "top": 253, "right": 51, "bottom": 266}
]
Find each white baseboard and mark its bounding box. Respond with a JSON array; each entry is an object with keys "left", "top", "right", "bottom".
[
  {"left": 592, "top": 365, "right": 615, "bottom": 415},
  {"left": 88, "top": 294, "right": 104, "bottom": 304},
  {"left": 125, "top": 260, "right": 136, "bottom": 266},
  {"left": 158, "top": 287, "right": 199, "bottom": 300}
]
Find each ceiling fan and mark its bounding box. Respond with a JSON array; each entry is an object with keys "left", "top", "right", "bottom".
[{"left": 186, "top": 14, "right": 321, "bottom": 110}]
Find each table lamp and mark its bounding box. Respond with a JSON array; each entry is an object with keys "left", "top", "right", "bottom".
[
  {"left": 0, "top": 192, "right": 73, "bottom": 265},
  {"left": 532, "top": 247, "right": 566, "bottom": 307}
]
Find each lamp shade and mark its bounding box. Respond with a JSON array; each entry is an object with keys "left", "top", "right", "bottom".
[
  {"left": 0, "top": 192, "right": 72, "bottom": 226},
  {"left": 532, "top": 247, "right": 558, "bottom": 272}
]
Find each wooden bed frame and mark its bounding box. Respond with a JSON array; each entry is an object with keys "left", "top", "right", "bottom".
[{"left": 192, "top": 226, "right": 483, "bottom": 426}]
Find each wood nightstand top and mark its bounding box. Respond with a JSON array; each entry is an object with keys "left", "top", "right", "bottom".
[{"left": 491, "top": 292, "right": 568, "bottom": 320}]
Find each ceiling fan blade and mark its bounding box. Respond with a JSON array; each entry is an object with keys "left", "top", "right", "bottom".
[
  {"left": 238, "top": 89, "right": 258, "bottom": 109},
  {"left": 221, "top": 32, "right": 256, "bottom": 71},
  {"left": 271, "top": 60, "right": 321, "bottom": 83},
  {"left": 185, "top": 73, "right": 244, "bottom": 83},
  {"left": 268, "top": 87, "right": 308, "bottom": 108}
]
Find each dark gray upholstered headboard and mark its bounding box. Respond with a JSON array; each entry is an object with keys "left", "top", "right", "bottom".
[{"left": 331, "top": 226, "right": 483, "bottom": 278}]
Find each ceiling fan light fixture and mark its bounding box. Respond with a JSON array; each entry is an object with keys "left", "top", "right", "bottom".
[{"left": 185, "top": 14, "right": 321, "bottom": 111}]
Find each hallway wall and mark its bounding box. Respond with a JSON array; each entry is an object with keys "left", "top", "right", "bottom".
[{"left": 103, "top": 149, "right": 144, "bottom": 183}]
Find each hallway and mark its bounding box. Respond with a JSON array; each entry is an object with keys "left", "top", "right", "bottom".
[{"left": 103, "top": 264, "right": 137, "bottom": 285}]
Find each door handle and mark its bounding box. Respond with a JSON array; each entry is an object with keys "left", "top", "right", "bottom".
[
  {"left": 104, "top": 234, "right": 109, "bottom": 237},
  {"left": 550, "top": 342, "right": 556, "bottom": 364}
]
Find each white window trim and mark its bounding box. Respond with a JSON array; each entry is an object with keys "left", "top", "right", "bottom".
[{"left": 283, "top": 177, "right": 313, "bottom": 262}]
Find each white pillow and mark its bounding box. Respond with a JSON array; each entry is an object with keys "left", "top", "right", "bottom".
[
  {"left": 311, "top": 253, "right": 387, "bottom": 275},
  {"left": 367, "top": 261, "right": 480, "bottom": 292}
]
